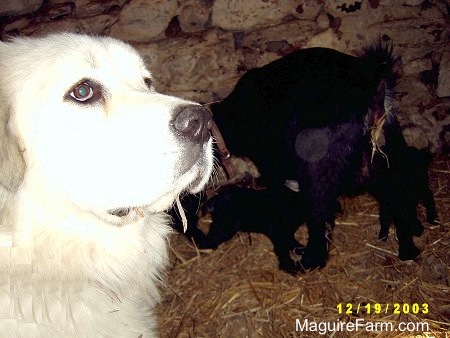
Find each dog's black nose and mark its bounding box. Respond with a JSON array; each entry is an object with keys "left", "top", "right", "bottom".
[{"left": 171, "top": 105, "right": 212, "bottom": 144}]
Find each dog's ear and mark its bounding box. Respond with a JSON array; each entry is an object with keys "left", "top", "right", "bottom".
[
  {"left": 0, "top": 42, "right": 25, "bottom": 191},
  {"left": 0, "top": 104, "right": 26, "bottom": 192}
]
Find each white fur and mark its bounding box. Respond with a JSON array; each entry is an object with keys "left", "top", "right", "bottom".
[{"left": 0, "top": 33, "right": 213, "bottom": 337}]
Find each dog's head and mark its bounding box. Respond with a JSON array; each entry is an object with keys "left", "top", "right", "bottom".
[{"left": 0, "top": 33, "right": 213, "bottom": 221}]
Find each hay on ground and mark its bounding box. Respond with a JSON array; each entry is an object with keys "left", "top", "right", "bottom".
[{"left": 156, "top": 157, "right": 450, "bottom": 338}]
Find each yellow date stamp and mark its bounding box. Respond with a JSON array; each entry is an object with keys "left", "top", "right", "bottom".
[{"left": 337, "top": 303, "right": 429, "bottom": 315}]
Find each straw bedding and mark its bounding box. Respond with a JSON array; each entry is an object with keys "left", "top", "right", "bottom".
[{"left": 156, "top": 156, "right": 450, "bottom": 337}]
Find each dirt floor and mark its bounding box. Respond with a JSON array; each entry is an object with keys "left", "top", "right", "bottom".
[{"left": 156, "top": 156, "right": 450, "bottom": 338}]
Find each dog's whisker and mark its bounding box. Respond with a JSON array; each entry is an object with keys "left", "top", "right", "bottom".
[{"left": 176, "top": 196, "right": 188, "bottom": 232}]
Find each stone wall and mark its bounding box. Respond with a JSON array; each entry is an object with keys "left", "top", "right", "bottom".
[{"left": 1, "top": 0, "right": 449, "bottom": 152}]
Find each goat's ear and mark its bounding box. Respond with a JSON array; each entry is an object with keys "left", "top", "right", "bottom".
[{"left": 0, "top": 104, "right": 26, "bottom": 192}]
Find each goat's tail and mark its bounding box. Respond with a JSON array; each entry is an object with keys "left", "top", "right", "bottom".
[
  {"left": 362, "top": 40, "right": 404, "bottom": 157},
  {"left": 362, "top": 39, "right": 401, "bottom": 90}
]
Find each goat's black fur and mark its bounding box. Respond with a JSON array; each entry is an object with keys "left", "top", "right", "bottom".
[
  {"left": 375, "top": 146, "right": 437, "bottom": 242},
  {"left": 200, "top": 186, "right": 307, "bottom": 274}
]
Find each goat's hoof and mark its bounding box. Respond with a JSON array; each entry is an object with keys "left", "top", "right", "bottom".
[
  {"left": 398, "top": 245, "right": 420, "bottom": 261},
  {"left": 297, "top": 248, "right": 328, "bottom": 272}
]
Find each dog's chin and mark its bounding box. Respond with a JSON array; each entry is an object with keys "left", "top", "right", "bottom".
[
  {"left": 102, "top": 154, "right": 213, "bottom": 225},
  {"left": 100, "top": 192, "right": 176, "bottom": 226},
  {"left": 102, "top": 190, "right": 186, "bottom": 226}
]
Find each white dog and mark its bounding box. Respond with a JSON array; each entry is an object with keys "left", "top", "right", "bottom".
[{"left": 0, "top": 33, "right": 213, "bottom": 337}]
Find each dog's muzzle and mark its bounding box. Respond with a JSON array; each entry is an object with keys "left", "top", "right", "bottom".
[
  {"left": 107, "top": 106, "right": 213, "bottom": 220},
  {"left": 171, "top": 105, "right": 212, "bottom": 144}
]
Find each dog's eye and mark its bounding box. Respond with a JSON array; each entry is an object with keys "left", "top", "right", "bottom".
[
  {"left": 144, "top": 77, "right": 152, "bottom": 89},
  {"left": 70, "top": 82, "right": 94, "bottom": 102}
]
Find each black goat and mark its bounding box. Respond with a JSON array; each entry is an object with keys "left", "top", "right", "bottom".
[{"left": 172, "top": 43, "right": 436, "bottom": 273}]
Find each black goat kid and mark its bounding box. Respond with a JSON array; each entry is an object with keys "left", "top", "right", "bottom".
[{"left": 172, "top": 43, "right": 437, "bottom": 273}]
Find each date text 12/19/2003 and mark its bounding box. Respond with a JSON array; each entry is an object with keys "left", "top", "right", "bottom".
[
  {"left": 337, "top": 302, "right": 429, "bottom": 315},
  {"left": 296, "top": 318, "right": 430, "bottom": 335}
]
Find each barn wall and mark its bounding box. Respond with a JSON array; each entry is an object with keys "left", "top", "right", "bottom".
[{"left": 1, "top": 0, "right": 449, "bottom": 152}]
